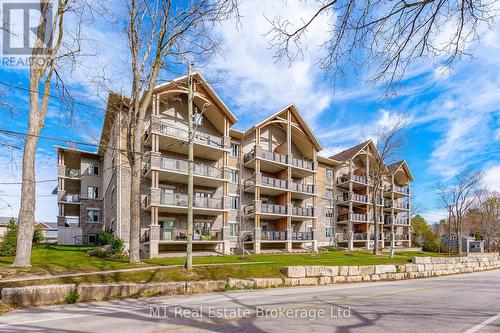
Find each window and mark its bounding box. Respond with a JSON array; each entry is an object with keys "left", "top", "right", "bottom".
[
  {"left": 230, "top": 143, "right": 239, "bottom": 157},
  {"left": 326, "top": 227, "right": 333, "bottom": 237},
  {"left": 325, "top": 207, "right": 334, "bottom": 218},
  {"left": 229, "top": 222, "right": 238, "bottom": 237},
  {"left": 229, "top": 169, "right": 239, "bottom": 183},
  {"left": 87, "top": 209, "right": 99, "bottom": 223},
  {"left": 306, "top": 225, "right": 313, "bottom": 233},
  {"left": 111, "top": 186, "right": 116, "bottom": 208},
  {"left": 326, "top": 188, "right": 334, "bottom": 199},
  {"left": 326, "top": 169, "right": 334, "bottom": 180},
  {"left": 88, "top": 164, "right": 99, "bottom": 175},
  {"left": 88, "top": 235, "right": 96, "bottom": 244},
  {"left": 229, "top": 196, "right": 239, "bottom": 210},
  {"left": 87, "top": 186, "right": 98, "bottom": 199}
]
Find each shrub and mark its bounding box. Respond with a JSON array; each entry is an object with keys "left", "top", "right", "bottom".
[
  {"left": 96, "top": 229, "right": 115, "bottom": 246},
  {"left": 0, "top": 220, "right": 18, "bottom": 256},
  {"left": 89, "top": 229, "right": 124, "bottom": 258},
  {"left": 65, "top": 291, "right": 79, "bottom": 304},
  {"left": 0, "top": 219, "right": 46, "bottom": 256},
  {"left": 33, "top": 225, "right": 45, "bottom": 243}
]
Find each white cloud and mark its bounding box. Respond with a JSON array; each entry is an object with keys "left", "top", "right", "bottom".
[
  {"left": 207, "top": 0, "right": 333, "bottom": 126},
  {"left": 483, "top": 165, "right": 500, "bottom": 193}
]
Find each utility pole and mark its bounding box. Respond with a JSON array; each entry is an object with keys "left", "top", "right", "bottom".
[
  {"left": 447, "top": 207, "right": 451, "bottom": 258},
  {"left": 185, "top": 63, "right": 194, "bottom": 270}
]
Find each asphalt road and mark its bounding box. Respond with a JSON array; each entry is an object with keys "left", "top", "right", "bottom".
[{"left": 0, "top": 269, "right": 499, "bottom": 333}]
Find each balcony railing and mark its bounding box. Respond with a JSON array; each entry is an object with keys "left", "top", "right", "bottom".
[
  {"left": 387, "top": 217, "right": 410, "bottom": 225},
  {"left": 160, "top": 192, "right": 223, "bottom": 210},
  {"left": 337, "top": 192, "right": 368, "bottom": 203},
  {"left": 159, "top": 123, "right": 224, "bottom": 149},
  {"left": 260, "top": 149, "right": 287, "bottom": 164},
  {"left": 337, "top": 173, "right": 368, "bottom": 185},
  {"left": 60, "top": 193, "right": 80, "bottom": 203},
  {"left": 385, "top": 200, "right": 410, "bottom": 210},
  {"left": 261, "top": 231, "right": 287, "bottom": 240},
  {"left": 261, "top": 203, "right": 288, "bottom": 215},
  {"left": 353, "top": 233, "right": 367, "bottom": 240},
  {"left": 291, "top": 157, "right": 314, "bottom": 171},
  {"left": 65, "top": 168, "right": 81, "bottom": 178},
  {"left": 64, "top": 216, "right": 79, "bottom": 225},
  {"left": 338, "top": 213, "right": 369, "bottom": 222},
  {"left": 159, "top": 228, "right": 222, "bottom": 241},
  {"left": 261, "top": 176, "right": 288, "bottom": 189},
  {"left": 289, "top": 182, "right": 315, "bottom": 194},
  {"left": 386, "top": 185, "right": 410, "bottom": 194},
  {"left": 291, "top": 231, "right": 313, "bottom": 240},
  {"left": 160, "top": 157, "right": 224, "bottom": 179},
  {"left": 291, "top": 206, "right": 314, "bottom": 217}
]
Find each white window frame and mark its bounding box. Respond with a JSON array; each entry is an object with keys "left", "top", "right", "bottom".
[
  {"left": 229, "top": 169, "right": 239, "bottom": 183},
  {"left": 229, "top": 221, "right": 238, "bottom": 237},
  {"left": 230, "top": 143, "right": 239, "bottom": 157},
  {"left": 87, "top": 186, "right": 98, "bottom": 199},
  {"left": 87, "top": 208, "right": 100, "bottom": 223},
  {"left": 229, "top": 196, "right": 239, "bottom": 210},
  {"left": 326, "top": 168, "right": 334, "bottom": 180},
  {"left": 88, "top": 163, "right": 99, "bottom": 176}
]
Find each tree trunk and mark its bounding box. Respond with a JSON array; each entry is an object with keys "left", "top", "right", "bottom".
[
  {"left": 129, "top": 158, "right": 141, "bottom": 263},
  {"left": 456, "top": 222, "right": 462, "bottom": 256},
  {"left": 373, "top": 199, "right": 379, "bottom": 255},
  {"left": 13, "top": 133, "right": 38, "bottom": 266}
]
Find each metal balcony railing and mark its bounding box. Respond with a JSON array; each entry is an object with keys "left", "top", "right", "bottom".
[
  {"left": 291, "top": 157, "right": 314, "bottom": 171},
  {"left": 261, "top": 203, "right": 288, "bottom": 215},
  {"left": 337, "top": 173, "right": 368, "bottom": 184},
  {"left": 60, "top": 193, "right": 80, "bottom": 203},
  {"left": 261, "top": 231, "right": 287, "bottom": 240},
  {"left": 385, "top": 200, "right": 410, "bottom": 209},
  {"left": 261, "top": 176, "right": 288, "bottom": 189},
  {"left": 159, "top": 123, "right": 224, "bottom": 149},
  {"left": 160, "top": 192, "right": 223, "bottom": 210},
  {"left": 291, "top": 206, "right": 314, "bottom": 217},
  {"left": 159, "top": 228, "right": 222, "bottom": 241},
  {"left": 160, "top": 157, "right": 224, "bottom": 179},
  {"left": 289, "top": 182, "right": 315, "bottom": 194},
  {"left": 291, "top": 231, "right": 313, "bottom": 240}
]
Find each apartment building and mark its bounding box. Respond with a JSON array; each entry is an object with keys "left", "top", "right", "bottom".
[{"left": 55, "top": 73, "right": 413, "bottom": 257}]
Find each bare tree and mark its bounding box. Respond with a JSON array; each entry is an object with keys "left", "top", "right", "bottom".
[
  {"left": 14, "top": 0, "right": 82, "bottom": 267},
  {"left": 437, "top": 169, "right": 483, "bottom": 256},
  {"left": 119, "top": 0, "right": 238, "bottom": 264},
  {"left": 433, "top": 219, "right": 447, "bottom": 253},
  {"left": 470, "top": 191, "right": 500, "bottom": 252},
  {"left": 371, "top": 116, "right": 406, "bottom": 254},
  {"left": 265, "top": 1, "right": 496, "bottom": 93}
]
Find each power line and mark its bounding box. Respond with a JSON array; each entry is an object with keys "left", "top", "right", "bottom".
[{"left": 0, "top": 179, "right": 57, "bottom": 185}]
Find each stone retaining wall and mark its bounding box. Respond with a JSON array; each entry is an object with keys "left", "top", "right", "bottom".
[
  {"left": 281, "top": 254, "right": 500, "bottom": 280},
  {"left": 2, "top": 254, "right": 499, "bottom": 306}
]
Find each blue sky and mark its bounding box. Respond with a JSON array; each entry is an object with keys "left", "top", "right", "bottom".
[{"left": 0, "top": 0, "right": 499, "bottom": 224}]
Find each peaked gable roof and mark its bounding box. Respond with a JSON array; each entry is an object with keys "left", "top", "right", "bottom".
[
  {"left": 330, "top": 140, "right": 372, "bottom": 161},
  {"left": 247, "top": 104, "right": 322, "bottom": 151},
  {"left": 154, "top": 72, "right": 238, "bottom": 124},
  {"left": 386, "top": 160, "right": 414, "bottom": 182}
]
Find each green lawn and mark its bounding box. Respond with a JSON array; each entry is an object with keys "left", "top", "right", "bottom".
[{"left": 0, "top": 244, "right": 448, "bottom": 288}]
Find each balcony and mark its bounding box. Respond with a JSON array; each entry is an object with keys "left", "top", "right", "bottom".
[
  {"left": 289, "top": 182, "right": 315, "bottom": 199},
  {"left": 291, "top": 231, "right": 314, "bottom": 241},
  {"left": 145, "top": 191, "right": 224, "bottom": 215},
  {"left": 61, "top": 216, "right": 79, "bottom": 226},
  {"left": 57, "top": 166, "right": 81, "bottom": 179},
  {"left": 243, "top": 175, "right": 288, "bottom": 196},
  {"left": 261, "top": 230, "right": 287, "bottom": 241},
  {"left": 337, "top": 192, "right": 369, "bottom": 205},
  {"left": 243, "top": 146, "right": 316, "bottom": 176},
  {"left": 144, "top": 155, "right": 225, "bottom": 187},
  {"left": 245, "top": 202, "right": 288, "bottom": 219},
  {"left": 145, "top": 118, "right": 228, "bottom": 160},
  {"left": 384, "top": 200, "right": 410, "bottom": 211},
  {"left": 291, "top": 206, "right": 314, "bottom": 221},
  {"left": 386, "top": 216, "right": 410, "bottom": 225},
  {"left": 58, "top": 193, "right": 80, "bottom": 204},
  {"left": 159, "top": 228, "right": 223, "bottom": 242},
  {"left": 385, "top": 185, "right": 410, "bottom": 196},
  {"left": 338, "top": 212, "right": 370, "bottom": 223},
  {"left": 337, "top": 173, "right": 369, "bottom": 188}
]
